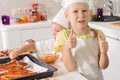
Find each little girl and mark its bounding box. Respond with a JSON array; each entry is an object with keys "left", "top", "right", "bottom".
[
  {"left": 9, "top": 8, "right": 68, "bottom": 59},
  {"left": 54, "top": 0, "right": 109, "bottom": 80}
]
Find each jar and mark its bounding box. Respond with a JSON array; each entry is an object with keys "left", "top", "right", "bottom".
[
  {"left": 1, "top": 15, "right": 10, "bottom": 25},
  {"left": 97, "top": 8, "right": 104, "bottom": 21},
  {"left": 29, "top": 3, "right": 42, "bottom": 22}
]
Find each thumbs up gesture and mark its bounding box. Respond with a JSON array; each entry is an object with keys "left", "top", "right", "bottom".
[
  {"left": 98, "top": 34, "right": 108, "bottom": 54},
  {"left": 66, "top": 29, "right": 77, "bottom": 49}
]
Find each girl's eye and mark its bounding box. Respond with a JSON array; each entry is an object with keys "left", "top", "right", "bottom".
[
  {"left": 73, "top": 10, "right": 78, "bottom": 13},
  {"left": 55, "top": 29, "right": 60, "bottom": 32},
  {"left": 82, "top": 10, "right": 87, "bottom": 13}
]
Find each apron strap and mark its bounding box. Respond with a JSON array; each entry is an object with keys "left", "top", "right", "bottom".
[{"left": 90, "top": 28, "right": 101, "bottom": 58}]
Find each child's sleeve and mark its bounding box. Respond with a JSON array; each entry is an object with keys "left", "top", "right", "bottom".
[{"left": 54, "top": 30, "right": 69, "bottom": 52}]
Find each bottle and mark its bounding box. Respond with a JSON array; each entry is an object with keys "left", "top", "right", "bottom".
[
  {"left": 29, "top": 3, "right": 42, "bottom": 22},
  {"left": 90, "top": 0, "right": 99, "bottom": 21},
  {"left": 41, "top": 11, "right": 47, "bottom": 21},
  {"left": 91, "top": 7, "right": 99, "bottom": 21}
]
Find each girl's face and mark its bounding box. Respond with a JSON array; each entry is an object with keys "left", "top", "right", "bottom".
[
  {"left": 65, "top": 2, "right": 92, "bottom": 30},
  {"left": 52, "top": 23, "right": 66, "bottom": 38}
]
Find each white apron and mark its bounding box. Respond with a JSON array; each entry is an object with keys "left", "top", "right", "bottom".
[{"left": 72, "top": 34, "right": 103, "bottom": 80}]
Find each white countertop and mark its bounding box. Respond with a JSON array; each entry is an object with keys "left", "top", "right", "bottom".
[
  {"left": 47, "top": 58, "right": 88, "bottom": 80},
  {"left": 89, "top": 21, "right": 120, "bottom": 32},
  {"left": 88, "top": 21, "right": 120, "bottom": 40},
  {"left": 32, "top": 53, "right": 88, "bottom": 80},
  {"left": 1, "top": 20, "right": 120, "bottom": 39},
  {"left": 0, "top": 20, "right": 51, "bottom": 31}
]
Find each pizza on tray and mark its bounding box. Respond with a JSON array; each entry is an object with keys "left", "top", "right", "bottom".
[
  {"left": 0, "top": 69, "right": 37, "bottom": 80},
  {"left": 0, "top": 61, "right": 37, "bottom": 80}
]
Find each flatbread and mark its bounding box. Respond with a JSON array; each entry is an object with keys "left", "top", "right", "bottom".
[
  {"left": 0, "top": 69, "right": 37, "bottom": 80},
  {"left": 0, "top": 61, "right": 37, "bottom": 80},
  {"left": 0, "top": 61, "right": 29, "bottom": 75}
]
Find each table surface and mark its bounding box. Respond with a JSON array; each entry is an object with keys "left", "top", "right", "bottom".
[
  {"left": 43, "top": 56, "right": 88, "bottom": 80},
  {"left": 32, "top": 53, "right": 88, "bottom": 80}
]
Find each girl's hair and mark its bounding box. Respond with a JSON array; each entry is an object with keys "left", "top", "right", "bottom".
[
  {"left": 90, "top": 28, "right": 98, "bottom": 39},
  {"left": 67, "top": 20, "right": 71, "bottom": 29}
]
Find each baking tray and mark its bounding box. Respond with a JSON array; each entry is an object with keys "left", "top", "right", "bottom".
[{"left": 0, "top": 54, "right": 57, "bottom": 80}]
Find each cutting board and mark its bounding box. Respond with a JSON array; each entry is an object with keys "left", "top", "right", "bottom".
[{"left": 111, "top": 22, "right": 120, "bottom": 27}]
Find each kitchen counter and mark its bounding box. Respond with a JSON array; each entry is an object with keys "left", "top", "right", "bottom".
[
  {"left": 0, "top": 20, "right": 51, "bottom": 31},
  {"left": 31, "top": 53, "right": 87, "bottom": 80},
  {"left": 0, "top": 20, "right": 52, "bottom": 49},
  {"left": 88, "top": 21, "right": 120, "bottom": 40}
]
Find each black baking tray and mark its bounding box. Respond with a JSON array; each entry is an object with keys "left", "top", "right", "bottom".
[{"left": 0, "top": 54, "right": 57, "bottom": 80}]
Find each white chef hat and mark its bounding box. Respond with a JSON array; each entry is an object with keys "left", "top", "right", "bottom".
[
  {"left": 52, "top": 8, "right": 68, "bottom": 28},
  {"left": 54, "top": 0, "right": 62, "bottom": 3},
  {"left": 61, "top": 0, "right": 89, "bottom": 10}
]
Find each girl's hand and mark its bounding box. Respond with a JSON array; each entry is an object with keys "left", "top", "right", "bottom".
[
  {"left": 66, "top": 29, "right": 77, "bottom": 49},
  {"left": 98, "top": 35, "right": 108, "bottom": 54}
]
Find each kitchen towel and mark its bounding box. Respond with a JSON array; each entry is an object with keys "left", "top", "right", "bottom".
[{"left": 21, "top": 56, "right": 48, "bottom": 73}]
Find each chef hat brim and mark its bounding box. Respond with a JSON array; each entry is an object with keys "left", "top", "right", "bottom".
[{"left": 52, "top": 8, "right": 68, "bottom": 28}]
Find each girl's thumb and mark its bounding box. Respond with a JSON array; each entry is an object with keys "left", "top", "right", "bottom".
[{"left": 69, "top": 29, "right": 74, "bottom": 38}]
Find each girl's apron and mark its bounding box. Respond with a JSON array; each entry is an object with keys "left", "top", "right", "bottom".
[{"left": 72, "top": 32, "right": 103, "bottom": 80}]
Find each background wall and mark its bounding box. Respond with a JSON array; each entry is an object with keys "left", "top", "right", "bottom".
[
  {"left": 0, "top": 0, "right": 61, "bottom": 20},
  {"left": 0, "top": 0, "right": 119, "bottom": 21},
  {"left": 90, "top": 0, "right": 120, "bottom": 16}
]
